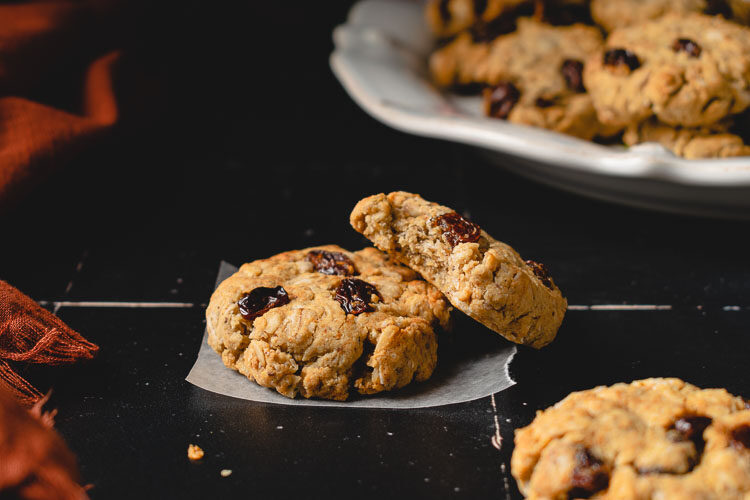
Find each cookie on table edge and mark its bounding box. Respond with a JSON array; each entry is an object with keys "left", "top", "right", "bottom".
[
  {"left": 206, "top": 245, "right": 452, "bottom": 401},
  {"left": 350, "top": 191, "right": 566, "bottom": 349},
  {"left": 512, "top": 378, "right": 750, "bottom": 499}
]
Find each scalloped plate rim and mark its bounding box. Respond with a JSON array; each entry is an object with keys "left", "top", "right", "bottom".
[{"left": 330, "top": 0, "right": 750, "bottom": 190}]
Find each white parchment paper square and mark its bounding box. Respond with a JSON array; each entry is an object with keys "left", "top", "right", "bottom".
[{"left": 186, "top": 261, "right": 516, "bottom": 408}]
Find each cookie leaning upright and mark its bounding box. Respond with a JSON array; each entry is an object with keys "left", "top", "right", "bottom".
[
  {"left": 584, "top": 13, "right": 750, "bottom": 128},
  {"left": 511, "top": 378, "right": 750, "bottom": 499},
  {"left": 350, "top": 192, "right": 566, "bottom": 348},
  {"left": 206, "top": 245, "right": 452, "bottom": 401}
]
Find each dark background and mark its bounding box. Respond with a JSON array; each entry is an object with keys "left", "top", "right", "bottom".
[{"left": 1, "top": 2, "right": 750, "bottom": 498}]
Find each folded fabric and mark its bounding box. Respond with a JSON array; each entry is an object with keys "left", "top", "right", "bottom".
[
  {"left": 0, "top": 386, "right": 88, "bottom": 500},
  {"left": 0, "top": 280, "right": 99, "bottom": 406},
  {"left": 0, "top": 1, "right": 126, "bottom": 210}
]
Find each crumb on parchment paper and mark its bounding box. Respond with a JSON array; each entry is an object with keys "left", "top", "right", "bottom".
[{"left": 187, "top": 444, "right": 204, "bottom": 461}]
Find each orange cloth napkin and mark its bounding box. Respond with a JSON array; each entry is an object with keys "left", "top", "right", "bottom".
[
  {"left": 0, "top": 280, "right": 99, "bottom": 407},
  {"left": 0, "top": 1, "right": 124, "bottom": 209},
  {"left": 0, "top": 386, "right": 88, "bottom": 499}
]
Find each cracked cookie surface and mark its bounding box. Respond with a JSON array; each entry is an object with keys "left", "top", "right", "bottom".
[
  {"left": 206, "top": 245, "right": 451, "bottom": 401},
  {"left": 350, "top": 192, "right": 566, "bottom": 348},
  {"left": 512, "top": 378, "right": 750, "bottom": 499},
  {"left": 583, "top": 13, "right": 750, "bottom": 128}
]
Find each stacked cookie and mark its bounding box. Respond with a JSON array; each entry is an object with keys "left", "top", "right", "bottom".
[
  {"left": 206, "top": 192, "right": 567, "bottom": 401},
  {"left": 427, "top": 0, "right": 750, "bottom": 158}
]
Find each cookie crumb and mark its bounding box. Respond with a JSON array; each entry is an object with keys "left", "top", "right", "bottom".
[
  {"left": 187, "top": 444, "right": 204, "bottom": 461},
  {"left": 220, "top": 469, "right": 232, "bottom": 477}
]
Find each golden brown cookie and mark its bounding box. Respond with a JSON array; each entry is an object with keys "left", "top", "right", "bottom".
[
  {"left": 206, "top": 245, "right": 452, "bottom": 401},
  {"left": 591, "top": 0, "right": 707, "bottom": 32},
  {"left": 425, "top": 0, "right": 531, "bottom": 39},
  {"left": 425, "top": 0, "right": 590, "bottom": 38},
  {"left": 583, "top": 13, "right": 750, "bottom": 128},
  {"left": 591, "top": 0, "right": 750, "bottom": 32},
  {"left": 350, "top": 192, "right": 566, "bottom": 348},
  {"left": 624, "top": 118, "right": 750, "bottom": 158},
  {"left": 430, "top": 17, "right": 614, "bottom": 139},
  {"left": 478, "top": 18, "right": 615, "bottom": 139},
  {"left": 512, "top": 378, "right": 750, "bottom": 499}
]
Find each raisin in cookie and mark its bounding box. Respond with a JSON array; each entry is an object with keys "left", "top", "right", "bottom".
[
  {"left": 478, "top": 18, "right": 616, "bottom": 139},
  {"left": 425, "top": 0, "right": 531, "bottom": 39},
  {"left": 350, "top": 192, "right": 566, "bottom": 348},
  {"left": 429, "top": 9, "right": 597, "bottom": 88},
  {"left": 512, "top": 378, "right": 750, "bottom": 499},
  {"left": 425, "top": 0, "right": 590, "bottom": 38},
  {"left": 624, "top": 118, "right": 750, "bottom": 158},
  {"left": 584, "top": 13, "right": 750, "bottom": 128},
  {"left": 430, "top": 18, "right": 613, "bottom": 139},
  {"left": 206, "top": 245, "right": 452, "bottom": 401}
]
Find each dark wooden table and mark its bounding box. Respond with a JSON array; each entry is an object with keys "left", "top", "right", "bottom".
[{"left": 2, "top": 3, "right": 749, "bottom": 498}]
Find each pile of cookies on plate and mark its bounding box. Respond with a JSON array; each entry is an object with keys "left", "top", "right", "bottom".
[
  {"left": 206, "top": 191, "right": 566, "bottom": 401},
  {"left": 205, "top": 191, "right": 750, "bottom": 498},
  {"left": 427, "top": 0, "right": 750, "bottom": 159}
]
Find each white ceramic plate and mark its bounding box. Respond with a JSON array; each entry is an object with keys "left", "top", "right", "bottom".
[{"left": 330, "top": 0, "right": 750, "bottom": 218}]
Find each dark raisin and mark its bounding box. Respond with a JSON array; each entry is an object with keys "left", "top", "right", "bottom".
[
  {"left": 469, "top": 3, "right": 534, "bottom": 42},
  {"left": 431, "top": 212, "right": 482, "bottom": 247},
  {"left": 668, "top": 415, "right": 712, "bottom": 453},
  {"left": 435, "top": 34, "right": 457, "bottom": 49},
  {"left": 705, "top": 0, "right": 733, "bottom": 18},
  {"left": 561, "top": 59, "right": 585, "bottom": 93},
  {"left": 473, "top": 0, "right": 488, "bottom": 17},
  {"left": 603, "top": 48, "right": 641, "bottom": 71},
  {"left": 730, "top": 424, "right": 750, "bottom": 451},
  {"left": 533, "top": 0, "right": 545, "bottom": 20},
  {"left": 450, "top": 82, "right": 487, "bottom": 95},
  {"left": 238, "top": 286, "right": 290, "bottom": 321},
  {"left": 535, "top": 97, "right": 555, "bottom": 108},
  {"left": 484, "top": 82, "right": 520, "bottom": 119},
  {"left": 672, "top": 38, "right": 702, "bottom": 58},
  {"left": 470, "top": 20, "right": 511, "bottom": 43},
  {"left": 569, "top": 448, "right": 609, "bottom": 499},
  {"left": 526, "top": 260, "right": 554, "bottom": 290},
  {"left": 335, "top": 278, "right": 381, "bottom": 315},
  {"left": 307, "top": 250, "right": 358, "bottom": 276},
  {"left": 438, "top": 0, "right": 451, "bottom": 22},
  {"left": 542, "top": 3, "right": 593, "bottom": 25},
  {"left": 351, "top": 340, "right": 376, "bottom": 379}
]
